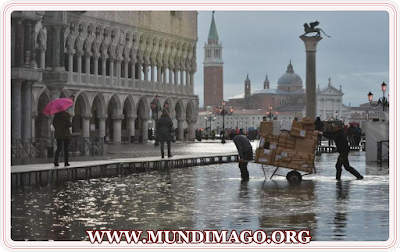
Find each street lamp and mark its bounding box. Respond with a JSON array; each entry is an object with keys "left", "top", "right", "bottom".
[
  {"left": 265, "top": 105, "right": 274, "bottom": 121},
  {"left": 335, "top": 111, "right": 338, "bottom": 120},
  {"left": 367, "top": 81, "right": 389, "bottom": 111},
  {"left": 216, "top": 100, "right": 234, "bottom": 144}
]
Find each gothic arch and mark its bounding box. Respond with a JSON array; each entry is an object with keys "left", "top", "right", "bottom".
[
  {"left": 107, "top": 93, "right": 123, "bottom": 115},
  {"left": 163, "top": 97, "right": 175, "bottom": 117},
  {"left": 186, "top": 99, "right": 197, "bottom": 121},
  {"left": 175, "top": 99, "right": 185, "bottom": 120},
  {"left": 122, "top": 95, "right": 136, "bottom": 118},
  {"left": 73, "top": 90, "right": 91, "bottom": 116},
  {"left": 92, "top": 92, "right": 107, "bottom": 116}
]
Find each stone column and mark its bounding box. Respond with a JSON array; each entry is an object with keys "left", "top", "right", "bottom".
[
  {"left": 82, "top": 115, "right": 91, "bottom": 138},
  {"left": 190, "top": 70, "right": 195, "bottom": 94},
  {"left": 76, "top": 51, "right": 83, "bottom": 84},
  {"left": 116, "top": 58, "right": 122, "bottom": 87},
  {"left": 177, "top": 119, "right": 184, "bottom": 141},
  {"left": 143, "top": 62, "right": 149, "bottom": 82},
  {"left": 40, "top": 47, "right": 46, "bottom": 70},
  {"left": 169, "top": 68, "right": 173, "bottom": 84},
  {"left": 187, "top": 120, "right": 196, "bottom": 141},
  {"left": 12, "top": 80, "right": 22, "bottom": 141},
  {"left": 52, "top": 25, "right": 64, "bottom": 71},
  {"left": 15, "top": 19, "right": 24, "bottom": 67},
  {"left": 162, "top": 66, "right": 167, "bottom": 84},
  {"left": 31, "top": 112, "right": 37, "bottom": 139},
  {"left": 339, "top": 99, "right": 342, "bottom": 118},
  {"left": 157, "top": 64, "right": 162, "bottom": 83},
  {"left": 180, "top": 67, "right": 185, "bottom": 92},
  {"left": 109, "top": 57, "right": 115, "bottom": 86},
  {"left": 322, "top": 99, "right": 326, "bottom": 120},
  {"left": 131, "top": 58, "right": 137, "bottom": 83},
  {"left": 21, "top": 81, "right": 32, "bottom": 140},
  {"left": 141, "top": 117, "right": 149, "bottom": 141},
  {"left": 112, "top": 115, "right": 123, "bottom": 143},
  {"left": 85, "top": 52, "right": 92, "bottom": 83},
  {"left": 185, "top": 68, "right": 190, "bottom": 92},
  {"left": 174, "top": 67, "right": 179, "bottom": 85},
  {"left": 98, "top": 115, "right": 107, "bottom": 139},
  {"left": 47, "top": 116, "right": 52, "bottom": 138},
  {"left": 150, "top": 63, "right": 155, "bottom": 84},
  {"left": 300, "top": 36, "right": 323, "bottom": 119},
  {"left": 333, "top": 99, "right": 336, "bottom": 118},
  {"left": 127, "top": 116, "right": 136, "bottom": 139},
  {"left": 30, "top": 20, "right": 37, "bottom": 69},
  {"left": 101, "top": 55, "right": 107, "bottom": 85},
  {"left": 23, "top": 20, "right": 32, "bottom": 68},
  {"left": 93, "top": 53, "right": 99, "bottom": 84},
  {"left": 124, "top": 58, "right": 129, "bottom": 87},
  {"left": 137, "top": 59, "right": 142, "bottom": 83},
  {"left": 67, "top": 50, "right": 74, "bottom": 83}
]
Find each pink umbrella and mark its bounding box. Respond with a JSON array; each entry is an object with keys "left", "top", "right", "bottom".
[{"left": 42, "top": 98, "right": 74, "bottom": 115}]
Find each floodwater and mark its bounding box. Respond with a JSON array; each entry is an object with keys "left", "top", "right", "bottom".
[{"left": 11, "top": 149, "right": 389, "bottom": 241}]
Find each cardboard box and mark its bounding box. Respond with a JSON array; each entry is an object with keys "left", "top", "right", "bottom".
[
  {"left": 294, "top": 138, "right": 316, "bottom": 154},
  {"left": 255, "top": 148, "right": 276, "bottom": 165},
  {"left": 292, "top": 120, "right": 304, "bottom": 129},
  {"left": 302, "top": 117, "right": 314, "bottom": 125},
  {"left": 290, "top": 127, "right": 306, "bottom": 138},
  {"left": 280, "top": 120, "right": 292, "bottom": 131},
  {"left": 303, "top": 124, "right": 315, "bottom": 131},
  {"left": 260, "top": 121, "right": 274, "bottom": 135},
  {"left": 272, "top": 121, "right": 282, "bottom": 135}
]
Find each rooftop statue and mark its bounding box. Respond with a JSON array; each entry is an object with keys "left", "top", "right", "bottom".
[{"left": 302, "top": 21, "right": 331, "bottom": 38}]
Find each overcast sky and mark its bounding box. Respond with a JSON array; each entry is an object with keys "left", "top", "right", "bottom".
[{"left": 193, "top": 11, "right": 389, "bottom": 108}]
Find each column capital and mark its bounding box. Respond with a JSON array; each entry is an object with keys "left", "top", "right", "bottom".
[
  {"left": 82, "top": 114, "right": 92, "bottom": 120},
  {"left": 111, "top": 115, "right": 124, "bottom": 121},
  {"left": 76, "top": 50, "right": 84, "bottom": 57},
  {"left": 32, "top": 112, "right": 38, "bottom": 118},
  {"left": 98, "top": 114, "right": 108, "bottom": 120},
  {"left": 299, "top": 35, "right": 323, "bottom": 51},
  {"left": 126, "top": 116, "right": 137, "bottom": 121},
  {"left": 92, "top": 52, "right": 100, "bottom": 59},
  {"left": 187, "top": 119, "right": 197, "bottom": 124},
  {"left": 141, "top": 116, "right": 149, "bottom": 121},
  {"left": 84, "top": 51, "right": 93, "bottom": 58}
]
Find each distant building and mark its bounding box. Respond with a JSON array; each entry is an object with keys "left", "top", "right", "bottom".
[{"left": 203, "top": 11, "right": 224, "bottom": 109}]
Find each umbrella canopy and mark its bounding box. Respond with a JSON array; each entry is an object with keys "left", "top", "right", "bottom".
[{"left": 42, "top": 98, "right": 74, "bottom": 115}]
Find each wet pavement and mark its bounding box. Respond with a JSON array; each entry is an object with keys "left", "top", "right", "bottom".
[{"left": 11, "top": 148, "right": 389, "bottom": 241}]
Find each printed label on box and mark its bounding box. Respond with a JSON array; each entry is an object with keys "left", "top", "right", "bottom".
[
  {"left": 264, "top": 149, "right": 271, "bottom": 155},
  {"left": 281, "top": 152, "right": 288, "bottom": 157},
  {"left": 270, "top": 144, "right": 277, "bottom": 149},
  {"left": 300, "top": 130, "right": 306, "bottom": 137}
]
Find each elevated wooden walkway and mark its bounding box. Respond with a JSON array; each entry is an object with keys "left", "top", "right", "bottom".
[{"left": 11, "top": 153, "right": 239, "bottom": 188}]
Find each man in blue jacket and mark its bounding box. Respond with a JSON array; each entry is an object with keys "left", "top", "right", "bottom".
[{"left": 323, "top": 123, "right": 364, "bottom": 181}]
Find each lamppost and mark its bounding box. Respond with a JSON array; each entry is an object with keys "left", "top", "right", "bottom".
[
  {"left": 205, "top": 110, "right": 216, "bottom": 137},
  {"left": 265, "top": 105, "right": 274, "bottom": 121},
  {"left": 367, "top": 81, "right": 389, "bottom": 111},
  {"left": 216, "top": 100, "right": 234, "bottom": 144},
  {"left": 335, "top": 111, "right": 338, "bottom": 120}
]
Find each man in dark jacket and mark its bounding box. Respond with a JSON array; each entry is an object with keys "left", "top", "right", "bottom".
[
  {"left": 323, "top": 123, "right": 363, "bottom": 181},
  {"left": 53, "top": 111, "right": 72, "bottom": 166},
  {"left": 233, "top": 135, "right": 253, "bottom": 181},
  {"left": 157, "top": 110, "right": 173, "bottom": 158}
]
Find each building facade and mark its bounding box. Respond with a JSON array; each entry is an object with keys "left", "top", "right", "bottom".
[
  {"left": 11, "top": 11, "right": 199, "bottom": 145},
  {"left": 203, "top": 12, "right": 223, "bottom": 109}
]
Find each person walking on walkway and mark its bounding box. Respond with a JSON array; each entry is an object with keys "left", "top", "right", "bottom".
[
  {"left": 53, "top": 111, "right": 72, "bottom": 166},
  {"left": 157, "top": 110, "right": 173, "bottom": 158},
  {"left": 322, "top": 123, "right": 364, "bottom": 181},
  {"left": 233, "top": 135, "right": 253, "bottom": 181}
]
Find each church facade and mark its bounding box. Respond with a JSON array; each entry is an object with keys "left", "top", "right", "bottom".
[{"left": 11, "top": 11, "right": 199, "bottom": 146}]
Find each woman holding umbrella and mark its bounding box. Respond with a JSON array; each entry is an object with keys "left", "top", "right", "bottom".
[{"left": 42, "top": 97, "right": 74, "bottom": 167}]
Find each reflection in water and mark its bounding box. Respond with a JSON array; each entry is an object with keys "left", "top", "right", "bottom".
[
  {"left": 333, "top": 181, "right": 350, "bottom": 240},
  {"left": 11, "top": 154, "right": 389, "bottom": 241},
  {"left": 258, "top": 181, "right": 317, "bottom": 235}
]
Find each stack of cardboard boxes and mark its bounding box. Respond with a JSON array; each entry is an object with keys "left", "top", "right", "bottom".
[{"left": 255, "top": 117, "right": 319, "bottom": 173}]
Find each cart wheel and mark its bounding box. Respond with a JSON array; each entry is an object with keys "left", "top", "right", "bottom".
[{"left": 286, "top": 171, "right": 302, "bottom": 183}]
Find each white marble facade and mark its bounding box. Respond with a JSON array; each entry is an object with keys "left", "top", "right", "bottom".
[{"left": 11, "top": 11, "right": 199, "bottom": 143}]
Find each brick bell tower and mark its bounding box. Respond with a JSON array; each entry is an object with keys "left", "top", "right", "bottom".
[{"left": 203, "top": 11, "right": 224, "bottom": 109}]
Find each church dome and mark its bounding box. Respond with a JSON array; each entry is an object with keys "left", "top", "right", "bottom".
[{"left": 277, "top": 61, "right": 303, "bottom": 87}]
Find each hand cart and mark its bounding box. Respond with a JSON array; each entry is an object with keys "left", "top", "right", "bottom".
[{"left": 260, "top": 163, "right": 316, "bottom": 182}]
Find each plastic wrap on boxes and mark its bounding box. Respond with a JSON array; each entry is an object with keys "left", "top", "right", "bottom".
[
  {"left": 272, "top": 121, "right": 282, "bottom": 135},
  {"left": 280, "top": 120, "right": 292, "bottom": 131}
]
